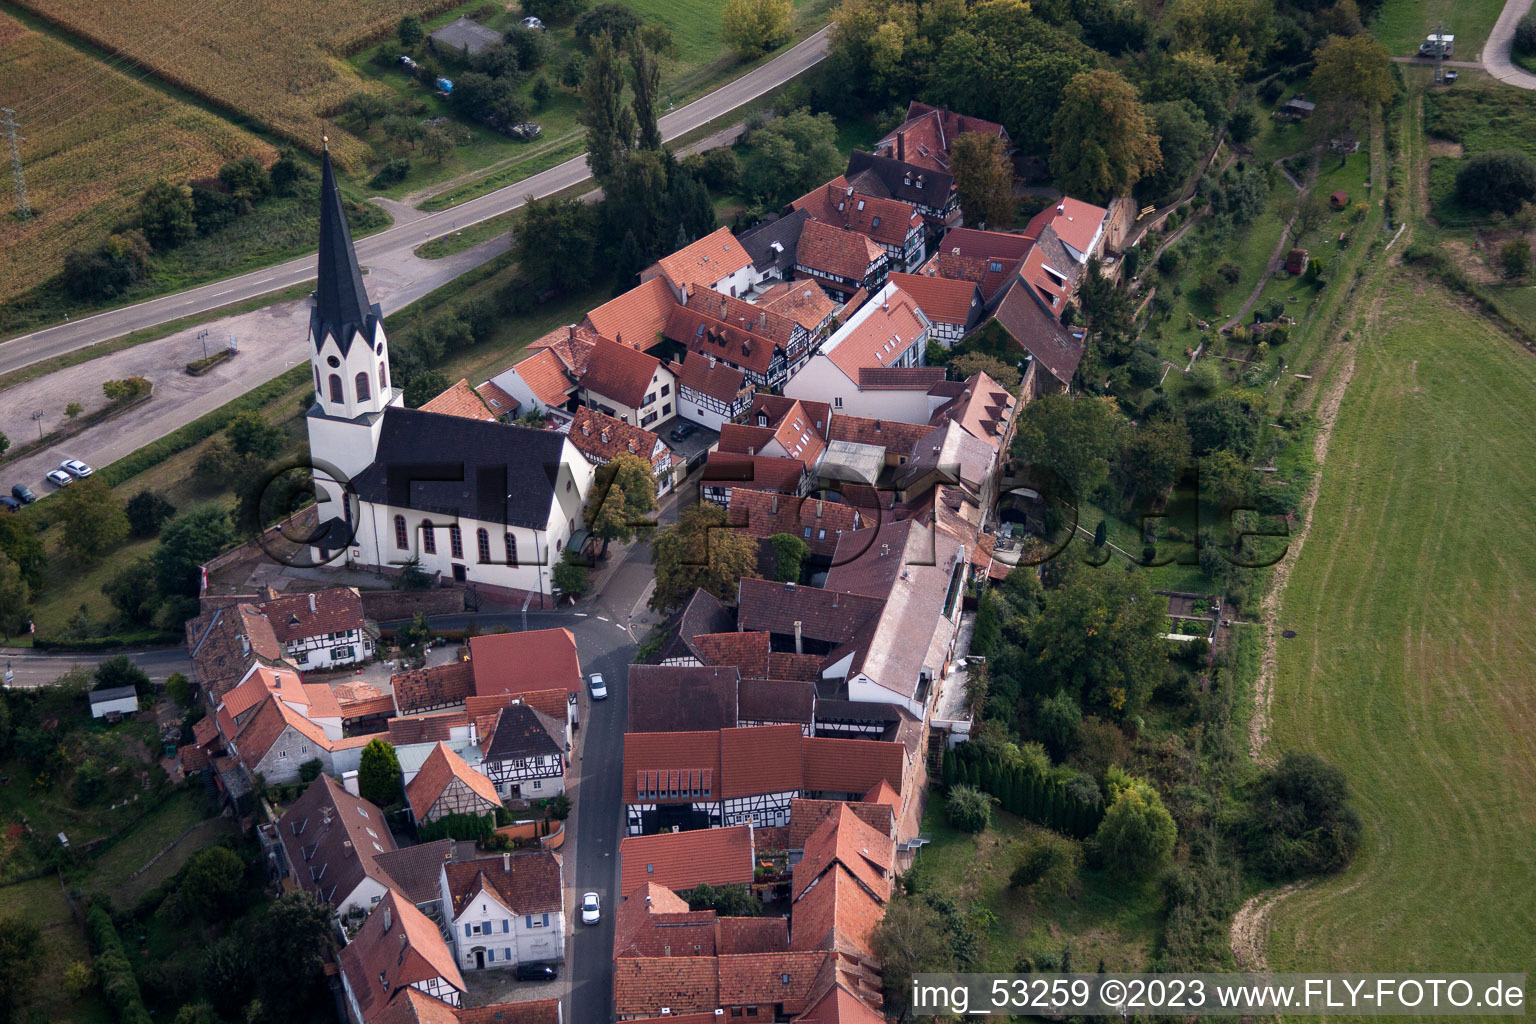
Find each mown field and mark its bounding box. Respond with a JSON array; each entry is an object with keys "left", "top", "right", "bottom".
[
  {"left": 7, "top": 0, "right": 457, "bottom": 168},
  {"left": 0, "top": 876, "right": 113, "bottom": 1023},
  {"left": 0, "top": 13, "right": 276, "bottom": 302},
  {"left": 1370, "top": 0, "right": 1508, "bottom": 57},
  {"left": 1265, "top": 273, "right": 1536, "bottom": 987}
]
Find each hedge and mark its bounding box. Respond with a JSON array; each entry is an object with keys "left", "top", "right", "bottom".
[
  {"left": 85, "top": 904, "right": 153, "bottom": 1024},
  {"left": 32, "top": 631, "right": 182, "bottom": 651},
  {"left": 943, "top": 750, "right": 1104, "bottom": 839}
]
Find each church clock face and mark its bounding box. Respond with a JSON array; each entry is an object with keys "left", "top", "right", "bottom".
[{"left": 327, "top": 355, "right": 340, "bottom": 368}]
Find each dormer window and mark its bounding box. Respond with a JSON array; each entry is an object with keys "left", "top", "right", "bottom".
[
  {"left": 989, "top": 261, "right": 1003, "bottom": 273},
  {"left": 871, "top": 216, "right": 881, "bottom": 229}
]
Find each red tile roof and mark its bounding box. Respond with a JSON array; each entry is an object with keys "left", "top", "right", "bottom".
[
  {"left": 720, "top": 724, "right": 804, "bottom": 799},
  {"left": 627, "top": 665, "right": 740, "bottom": 733},
  {"left": 370, "top": 988, "right": 460, "bottom": 1024},
  {"left": 528, "top": 322, "right": 601, "bottom": 371},
  {"left": 792, "top": 176, "right": 922, "bottom": 249},
  {"left": 464, "top": 688, "right": 568, "bottom": 725},
  {"left": 405, "top": 742, "right": 502, "bottom": 821},
  {"left": 801, "top": 737, "right": 905, "bottom": 798},
  {"left": 420, "top": 379, "right": 497, "bottom": 422},
  {"left": 474, "top": 380, "right": 519, "bottom": 418},
  {"left": 568, "top": 406, "right": 665, "bottom": 467},
  {"left": 387, "top": 710, "right": 470, "bottom": 746},
  {"left": 749, "top": 394, "right": 832, "bottom": 434},
  {"left": 687, "top": 289, "right": 800, "bottom": 348},
  {"left": 930, "top": 371, "right": 1015, "bottom": 447},
  {"left": 886, "top": 271, "right": 982, "bottom": 327},
  {"left": 1024, "top": 196, "right": 1108, "bottom": 257},
  {"left": 716, "top": 951, "right": 828, "bottom": 1014},
  {"left": 338, "top": 892, "right": 464, "bottom": 1024},
  {"left": 854, "top": 366, "right": 946, "bottom": 390},
  {"left": 455, "top": 1000, "right": 563, "bottom": 1024},
  {"left": 827, "top": 413, "right": 932, "bottom": 454},
  {"left": 756, "top": 280, "right": 839, "bottom": 332},
  {"left": 766, "top": 652, "right": 824, "bottom": 682},
  {"left": 391, "top": 662, "right": 475, "bottom": 714},
  {"left": 442, "top": 852, "right": 563, "bottom": 917},
  {"left": 469, "top": 629, "right": 581, "bottom": 698},
  {"left": 581, "top": 336, "right": 667, "bottom": 409},
  {"left": 702, "top": 453, "right": 806, "bottom": 495},
  {"left": 876, "top": 101, "right": 1010, "bottom": 174},
  {"left": 261, "top": 588, "right": 366, "bottom": 644},
  {"left": 787, "top": 799, "right": 895, "bottom": 850},
  {"left": 792, "top": 804, "right": 893, "bottom": 903},
  {"left": 822, "top": 287, "right": 929, "bottom": 381},
  {"left": 768, "top": 401, "right": 828, "bottom": 465},
  {"left": 989, "top": 277, "right": 1084, "bottom": 387},
  {"left": 623, "top": 730, "right": 722, "bottom": 803},
  {"left": 691, "top": 631, "right": 770, "bottom": 679},
  {"left": 614, "top": 883, "right": 717, "bottom": 959},
  {"left": 583, "top": 277, "right": 678, "bottom": 351},
  {"left": 736, "top": 579, "right": 885, "bottom": 646},
  {"left": 619, "top": 824, "right": 755, "bottom": 895},
  {"left": 797, "top": 981, "right": 889, "bottom": 1024},
  {"left": 668, "top": 304, "right": 777, "bottom": 377},
  {"left": 789, "top": 863, "right": 885, "bottom": 958},
  {"left": 509, "top": 347, "right": 576, "bottom": 408},
  {"left": 716, "top": 917, "right": 789, "bottom": 955},
  {"left": 668, "top": 349, "right": 750, "bottom": 404},
  {"left": 614, "top": 957, "right": 720, "bottom": 1016},
  {"left": 795, "top": 219, "right": 885, "bottom": 283},
  {"left": 648, "top": 226, "right": 753, "bottom": 293},
  {"left": 727, "top": 490, "right": 863, "bottom": 556},
  {"left": 185, "top": 602, "right": 287, "bottom": 701}
]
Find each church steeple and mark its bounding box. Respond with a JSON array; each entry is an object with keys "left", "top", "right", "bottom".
[{"left": 313, "top": 143, "right": 375, "bottom": 352}]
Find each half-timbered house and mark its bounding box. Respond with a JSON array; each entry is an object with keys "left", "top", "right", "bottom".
[
  {"left": 480, "top": 704, "right": 566, "bottom": 799},
  {"left": 406, "top": 742, "right": 502, "bottom": 826}
]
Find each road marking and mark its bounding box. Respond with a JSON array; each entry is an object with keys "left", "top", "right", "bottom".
[
  {"left": 596, "top": 616, "right": 609, "bottom": 622},
  {"left": 574, "top": 612, "right": 588, "bottom": 617},
  {"left": 615, "top": 623, "right": 627, "bottom": 631}
]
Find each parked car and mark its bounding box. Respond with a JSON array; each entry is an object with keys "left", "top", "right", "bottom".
[
  {"left": 507, "top": 122, "right": 542, "bottom": 141},
  {"left": 514, "top": 962, "right": 558, "bottom": 981},
  {"left": 0, "top": 496, "right": 19, "bottom": 513},
  {"left": 520, "top": 15, "right": 545, "bottom": 30},
  {"left": 10, "top": 484, "right": 35, "bottom": 505},
  {"left": 580, "top": 892, "right": 600, "bottom": 925},
  {"left": 60, "top": 459, "right": 93, "bottom": 478},
  {"left": 669, "top": 422, "right": 696, "bottom": 443},
  {"left": 1443, "top": 70, "right": 1459, "bottom": 83},
  {"left": 588, "top": 672, "right": 607, "bottom": 700},
  {"left": 45, "top": 469, "right": 73, "bottom": 488},
  {"left": 397, "top": 54, "right": 417, "bottom": 70}
]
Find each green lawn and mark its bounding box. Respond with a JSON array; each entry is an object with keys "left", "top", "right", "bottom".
[
  {"left": 0, "top": 876, "right": 113, "bottom": 1023},
  {"left": 80, "top": 788, "right": 224, "bottom": 908},
  {"left": 1370, "top": 0, "right": 1509, "bottom": 57},
  {"left": 1264, "top": 273, "right": 1536, "bottom": 989},
  {"left": 915, "top": 803, "right": 1162, "bottom": 971}
]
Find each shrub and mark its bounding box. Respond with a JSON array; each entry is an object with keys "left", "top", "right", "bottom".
[
  {"left": 370, "top": 158, "right": 411, "bottom": 188},
  {"left": 1515, "top": 10, "right": 1536, "bottom": 56},
  {"left": 1499, "top": 238, "right": 1532, "bottom": 279},
  {"left": 125, "top": 491, "right": 177, "bottom": 537},
  {"left": 1094, "top": 779, "right": 1176, "bottom": 880},
  {"left": 946, "top": 784, "right": 993, "bottom": 832},
  {"left": 1008, "top": 832, "right": 1080, "bottom": 897},
  {"left": 1455, "top": 151, "right": 1536, "bottom": 214},
  {"left": 1242, "top": 751, "right": 1363, "bottom": 879},
  {"left": 573, "top": 3, "right": 642, "bottom": 48}
]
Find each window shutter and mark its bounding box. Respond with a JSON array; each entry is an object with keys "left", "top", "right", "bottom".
[
  {"left": 542, "top": 913, "right": 549, "bottom": 927},
  {"left": 487, "top": 949, "right": 494, "bottom": 962},
  {"left": 464, "top": 923, "right": 472, "bottom": 937},
  {"left": 502, "top": 919, "right": 509, "bottom": 933}
]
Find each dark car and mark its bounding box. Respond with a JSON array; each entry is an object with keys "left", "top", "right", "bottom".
[
  {"left": 0, "top": 496, "right": 19, "bottom": 513},
  {"left": 669, "top": 422, "right": 696, "bottom": 443},
  {"left": 10, "top": 484, "right": 35, "bottom": 505},
  {"left": 508, "top": 122, "right": 542, "bottom": 141},
  {"left": 514, "top": 962, "right": 558, "bottom": 981}
]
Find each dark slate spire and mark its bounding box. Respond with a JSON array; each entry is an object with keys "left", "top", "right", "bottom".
[{"left": 313, "top": 142, "right": 374, "bottom": 352}]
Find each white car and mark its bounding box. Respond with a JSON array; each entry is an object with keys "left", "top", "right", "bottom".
[
  {"left": 60, "top": 459, "right": 93, "bottom": 479},
  {"left": 580, "top": 892, "right": 600, "bottom": 925},
  {"left": 45, "top": 469, "right": 73, "bottom": 488},
  {"left": 521, "top": 15, "right": 545, "bottom": 30},
  {"left": 589, "top": 672, "right": 607, "bottom": 700}
]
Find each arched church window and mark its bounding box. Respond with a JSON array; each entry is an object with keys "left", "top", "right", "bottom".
[
  {"left": 504, "top": 533, "right": 517, "bottom": 565},
  {"left": 379, "top": 364, "right": 388, "bottom": 392},
  {"left": 356, "top": 372, "right": 371, "bottom": 402},
  {"left": 394, "top": 515, "right": 408, "bottom": 549},
  {"left": 449, "top": 525, "right": 463, "bottom": 559},
  {"left": 477, "top": 529, "right": 491, "bottom": 563},
  {"left": 329, "top": 374, "right": 343, "bottom": 403},
  {"left": 422, "top": 521, "right": 436, "bottom": 555}
]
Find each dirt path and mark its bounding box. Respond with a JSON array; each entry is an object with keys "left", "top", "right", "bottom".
[
  {"left": 1230, "top": 881, "right": 1311, "bottom": 969},
  {"left": 1219, "top": 151, "right": 1318, "bottom": 333}
]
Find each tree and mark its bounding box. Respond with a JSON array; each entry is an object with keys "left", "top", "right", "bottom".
[
  {"left": 722, "top": 0, "right": 793, "bottom": 59},
  {"left": 1243, "top": 751, "right": 1363, "bottom": 879},
  {"left": 125, "top": 491, "right": 177, "bottom": 537},
  {"left": 182, "top": 846, "right": 246, "bottom": 920},
  {"left": 1164, "top": 0, "right": 1273, "bottom": 72},
  {"left": 0, "top": 914, "right": 44, "bottom": 1024},
  {"left": 53, "top": 478, "right": 129, "bottom": 563},
  {"left": 516, "top": 194, "right": 598, "bottom": 294},
  {"left": 574, "top": 3, "right": 643, "bottom": 47},
  {"left": 1035, "top": 689, "right": 1082, "bottom": 756},
  {"left": 532, "top": 75, "right": 553, "bottom": 109},
  {"left": 342, "top": 92, "right": 390, "bottom": 132},
  {"left": 1120, "top": 416, "right": 1192, "bottom": 502},
  {"left": 139, "top": 181, "right": 197, "bottom": 250},
  {"left": 628, "top": 43, "right": 663, "bottom": 151},
  {"left": 552, "top": 550, "right": 590, "bottom": 597},
  {"left": 63, "top": 231, "right": 151, "bottom": 300},
  {"left": 358, "top": 738, "right": 403, "bottom": 806},
  {"left": 166, "top": 672, "right": 191, "bottom": 708},
  {"left": 422, "top": 127, "right": 453, "bottom": 163},
  {"left": 946, "top": 784, "right": 992, "bottom": 832},
  {"left": 64, "top": 401, "right": 83, "bottom": 420},
  {"left": 641, "top": 23, "right": 678, "bottom": 58},
  {"left": 1227, "top": 104, "right": 1258, "bottom": 143},
  {"left": 1310, "top": 34, "right": 1395, "bottom": 125},
  {"left": 766, "top": 532, "right": 809, "bottom": 583},
  {"left": 1137, "top": 100, "right": 1210, "bottom": 205},
  {"left": 1094, "top": 779, "right": 1176, "bottom": 880},
  {"left": 1050, "top": 69, "right": 1161, "bottom": 202},
  {"left": 403, "top": 369, "right": 452, "bottom": 409},
  {"left": 872, "top": 896, "right": 953, "bottom": 1015},
  {"left": 218, "top": 157, "right": 270, "bottom": 202},
  {"left": 949, "top": 351, "right": 1021, "bottom": 391},
  {"left": 1027, "top": 564, "right": 1167, "bottom": 717},
  {"left": 950, "top": 132, "right": 1015, "bottom": 228},
  {"left": 398, "top": 14, "right": 424, "bottom": 48},
  {"left": 585, "top": 453, "right": 659, "bottom": 552},
  {"left": 153, "top": 505, "right": 237, "bottom": 597},
  {"left": 1009, "top": 832, "right": 1080, "bottom": 898},
  {"left": 650, "top": 501, "right": 760, "bottom": 609},
  {"left": 1518, "top": 9, "right": 1536, "bottom": 56},
  {"left": 742, "top": 108, "right": 843, "bottom": 206},
  {"left": 1456, "top": 151, "right": 1536, "bottom": 215},
  {"left": 0, "top": 553, "right": 29, "bottom": 640},
  {"left": 686, "top": 882, "right": 762, "bottom": 916},
  {"left": 0, "top": 518, "right": 44, "bottom": 591},
  {"left": 103, "top": 558, "right": 161, "bottom": 628},
  {"left": 103, "top": 376, "right": 150, "bottom": 402},
  {"left": 0, "top": 432, "right": 6, "bottom": 456},
  {"left": 226, "top": 410, "right": 285, "bottom": 459},
  {"left": 249, "top": 893, "right": 334, "bottom": 1018},
  {"left": 1188, "top": 391, "right": 1260, "bottom": 457},
  {"left": 1010, "top": 393, "right": 1128, "bottom": 502},
  {"left": 1499, "top": 238, "right": 1532, "bottom": 279}
]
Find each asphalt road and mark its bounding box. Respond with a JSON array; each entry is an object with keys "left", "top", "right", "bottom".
[
  {"left": 0, "top": 644, "right": 193, "bottom": 688},
  {"left": 0, "top": 28, "right": 832, "bottom": 372},
  {"left": 1484, "top": 0, "right": 1536, "bottom": 88}
]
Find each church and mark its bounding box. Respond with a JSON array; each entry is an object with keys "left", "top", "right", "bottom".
[{"left": 304, "top": 147, "right": 594, "bottom": 604}]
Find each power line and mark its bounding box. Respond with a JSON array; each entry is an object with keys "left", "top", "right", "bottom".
[{"left": 1, "top": 108, "right": 31, "bottom": 221}]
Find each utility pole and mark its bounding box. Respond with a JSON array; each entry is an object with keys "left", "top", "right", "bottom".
[
  {"left": 1434, "top": 20, "right": 1445, "bottom": 84},
  {"left": 1, "top": 108, "right": 30, "bottom": 221}
]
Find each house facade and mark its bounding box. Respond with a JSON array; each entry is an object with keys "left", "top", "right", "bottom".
[
  {"left": 481, "top": 704, "right": 566, "bottom": 799},
  {"left": 263, "top": 588, "right": 373, "bottom": 669},
  {"left": 440, "top": 853, "right": 565, "bottom": 971},
  {"left": 406, "top": 742, "right": 503, "bottom": 825},
  {"left": 782, "top": 282, "right": 935, "bottom": 419}
]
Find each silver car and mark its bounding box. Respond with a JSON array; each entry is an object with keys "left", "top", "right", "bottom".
[
  {"left": 45, "top": 469, "right": 73, "bottom": 488},
  {"left": 60, "top": 459, "right": 93, "bottom": 478}
]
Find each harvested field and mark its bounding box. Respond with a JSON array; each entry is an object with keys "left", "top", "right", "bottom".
[
  {"left": 0, "top": 12, "right": 276, "bottom": 301},
  {"left": 7, "top": 0, "right": 458, "bottom": 167}
]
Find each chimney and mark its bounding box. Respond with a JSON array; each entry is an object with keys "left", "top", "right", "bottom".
[
  {"left": 582, "top": 420, "right": 590, "bottom": 436},
  {"left": 308, "top": 592, "right": 316, "bottom": 614},
  {"left": 382, "top": 905, "right": 392, "bottom": 932},
  {"left": 1057, "top": 202, "right": 1066, "bottom": 215},
  {"left": 793, "top": 620, "right": 803, "bottom": 655},
  {"left": 816, "top": 500, "right": 824, "bottom": 519},
  {"left": 770, "top": 494, "right": 779, "bottom": 514},
  {"left": 707, "top": 353, "right": 716, "bottom": 369},
  {"left": 832, "top": 592, "right": 839, "bottom": 608},
  {"left": 897, "top": 132, "right": 905, "bottom": 163},
  {"left": 503, "top": 852, "right": 510, "bottom": 872}
]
